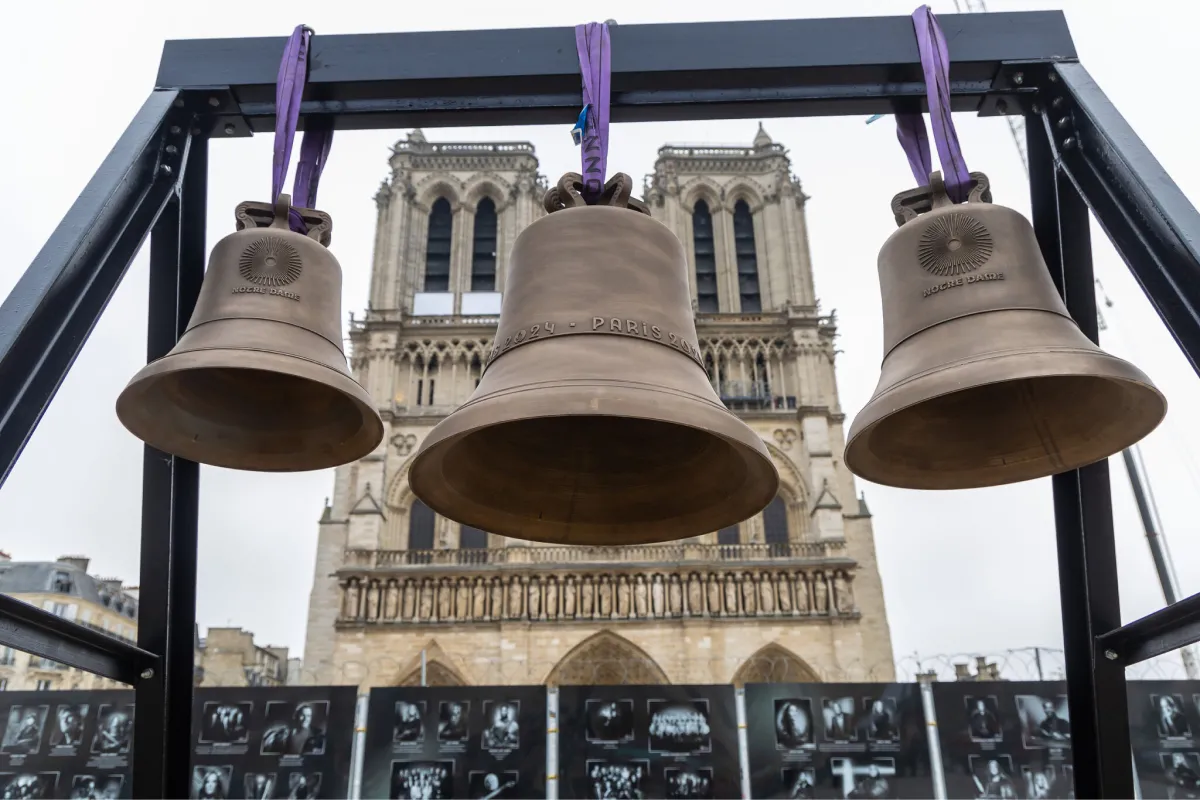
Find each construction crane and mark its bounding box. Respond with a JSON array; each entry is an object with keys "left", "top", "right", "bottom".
[{"left": 951, "top": 0, "right": 1199, "bottom": 679}]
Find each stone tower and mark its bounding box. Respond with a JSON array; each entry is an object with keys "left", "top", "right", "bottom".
[{"left": 302, "top": 125, "right": 895, "bottom": 688}]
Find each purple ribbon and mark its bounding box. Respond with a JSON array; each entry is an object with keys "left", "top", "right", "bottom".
[
  {"left": 895, "top": 5, "right": 971, "bottom": 203},
  {"left": 574, "top": 22, "right": 611, "bottom": 202},
  {"left": 272, "top": 25, "right": 335, "bottom": 233}
]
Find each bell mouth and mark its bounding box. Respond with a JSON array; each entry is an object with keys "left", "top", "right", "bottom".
[
  {"left": 117, "top": 350, "right": 384, "bottom": 472},
  {"left": 846, "top": 371, "right": 1167, "bottom": 491},
  {"left": 411, "top": 414, "right": 779, "bottom": 546}
]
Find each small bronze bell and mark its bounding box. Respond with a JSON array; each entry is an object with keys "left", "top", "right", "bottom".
[
  {"left": 116, "top": 195, "right": 384, "bottom": 472},
  {"left": 408, "top": 173, "right": 779, "bottom": 546},
  {"left": 845, "top": 172, "right": 1166, "bottom": 491}
]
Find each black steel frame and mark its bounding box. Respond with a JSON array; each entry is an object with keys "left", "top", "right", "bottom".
[{"left": 0, "top": 10, "right": 1195, "bottom": 798}]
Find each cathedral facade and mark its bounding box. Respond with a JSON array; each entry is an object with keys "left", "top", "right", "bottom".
[{"left": 301, "top": 126, "right": 895, "bottom": 688}]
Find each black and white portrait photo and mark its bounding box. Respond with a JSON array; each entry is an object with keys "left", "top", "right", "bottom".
[
  {"left": 830, "top": 757, "right": 896, "bottom": 799},
  {"left": 1021, "top": 764, "right": 1072, "bottom": 800},
  {"left": 863, "top": 698, "right": 899, "bottom": 744},
  {"left": 284, "top": 772, "right": 321, "bottom": 800},
  {"left": 1, "top": 705, "right": 47, "bottom": 755},
  {"left": 1015, "top": 695, "right": 1072, "bottom": 748},
  {"left": 781, "top": 768, "right": 817, "bottom": 800},
  {"left": 468, "top": 770, "right": 518, "bottom": 799},
  {"left": 91, "top": 703, "right": 133, "bottom": 755},
  {"left": 394, "top": 701, "right": 426, "bottom": 745},
  {"left": 261, "top": 701, "right": 328, "bottom": 757},
  {"left": 198, "top": 702, "right": 251, "bottom": 745},
  {"left": 586, "top": 760, "right": 649, "bottom": 800},
  {"left": 585, "top": 699, "right": 635, "bottom": 744},
  {"left": 243, "top": 772, "right": 276, "bottom": 800},
  {"left": 1154, "top": 694, "right": 1193, "bottom": 740},
  {"left": 647, "top": 700, "right": 712, "bottom": 755},
  {"left": 190, "top": 766, "right": 232, "bottom": 800},
  {"left": 48, "top": 704, "right": 87, "bottom": 749},
  {"left": 822, "top": 697, "right": 857, "bottom": 743},
  {"left": 68, "top": 774, "right": 123, "bottom": 799},
  {"left": 774, "top": 699, "right": 815, "bottom": 750},
  {"left": 481, "top": 701, "right": 520, "bottom": 750},
  {"left": 664, "top": 767, "right": 713, "bottom": 799},
  {"left": 437, "top": 701, "right": 469, "bottom": 744},
  {"left": 0, "top": 773, "right": 57, "bottom": 799},
  {"left": 965, "top": 696, "right": 1002, "bottom": 742},
  {"left": 1159, "top": 752, "right": 1200, "bottom": 799},
  {"left": 969, "top": 755, "right": 1017, "bottom": 799},
  {"left": 390, "top": 760, "right": 453, "bottom": 800}
]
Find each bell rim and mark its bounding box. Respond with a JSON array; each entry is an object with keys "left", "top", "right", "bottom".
[
  {"left": 408, "top": 393, "right": 780, "bottom": 545},
  {"left": 116, "top": 347, "right": 384, "bottom": 473},
  {"left": 845, "top": 353, "right": 1167, "bottom": 491}
]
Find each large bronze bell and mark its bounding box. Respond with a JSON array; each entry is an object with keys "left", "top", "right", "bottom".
[
  {"left": 845, "top": 172, "right": 1166, "bottom": 491},
  {"left": 116, "top": 195, "right": 384, "bottom": 472},
  {"left": 408, "top": 173, "right": 779, "bottom": 546}
]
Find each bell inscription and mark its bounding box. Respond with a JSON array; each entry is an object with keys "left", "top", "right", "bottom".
[
  {"left": 921, "top": 271, "right": 1005, "bottom": 299},
  {"left": 485, "top": 314, "right": 705, "bottom": 370},
  {"left": 231, "top": 285, "right": 301, "bottom": 301}
]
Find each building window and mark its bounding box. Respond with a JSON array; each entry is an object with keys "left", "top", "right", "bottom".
[
  {"left": 34, "top": 679, "right": 52, "bottom": 692},
  {"left": 763, "top": 496, "right": 791, "bottom": 555},
  {"left": 469, "top": 354, "right": 482, "bottom": 389},
  {"left": 415, "top": 356, "right": 437, "bottom": 407},
  {"left": 0, "top": 678, "right": 7, "bottom": 691},
  {"left": 732, "top": 200, "right": 761, "bottom": 312},
  {"left": 0, "top": 647, "right": 13, "bottom": 666},
  {"left": 51, "top": 571, "right": 72, "bottom": 594},
  {"left": 409, "top": 500, "right": 436, "bottom": 551},
  {"left": 471, "top": 197, "right": 498, "bottom": 291},
  {"left": 460, "top": 526, "right": 488, "bottom": 549},
  {"left": 692, "top": 201, "right": 719, "bottom": 313},
  {"left": 717, "top": 526, "right": 739, "bottom": 546},
  {"left": 424, "top": 197, "right": 453, "bottom": 292}
]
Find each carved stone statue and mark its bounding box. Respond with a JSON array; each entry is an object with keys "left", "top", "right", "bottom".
[
  {"left": 490, "top": 577, "right": 504, "bottom": 620},
  {"left": 758, "top": 571, "right": 775, "bottom": 615},
  {"left": 651, "top": 574, "right": 666, "bottom": 617},
  {"left": 418, "top": 580, "right": 434, "bottom": 620},
  {"left": 508, "top": 578, "right": 524, "bottom": 619},
  {"left": 383, "top": 581, "right": 399, "bottom": 620},
  {"left": 834, "top": 571, "right": 855, "bottom": 613},
  {"left": 366, "top": 581, "right": 380, "bottom": 620},
  {"left": 598, "top": 576, "right": 613, "bottom": 618},
  {"left": 776, "top": 572, "right": 792, "bottom": 614},
  {"left": 438, "top": 578, "right": 453, "bottom": 620},
  {"left": 687, "top": 573, "right": 703, "bottom": 615},
  {"left": 528, "top": 577, "right": 542, "bottom": 619},
  {"left": 668, "top": 574, "right": 683, "bottom": 615},
  {"left": 546, "top": 577, "right": 559, "bottom": 619},
  {"left": 634, "top": 575, "right": 649, "bottom": 618},
  {"left": 455, "top": 578, "right": 470, "bottom": 620},
  {"left": 707, "top": 573, "right": 722, "bottom": 616},
  {"left": 741, "top": 572, "right": 757, "bottom": 615},
  {"left": 581, "top": 576, "right": 595, "bottom": 618},
  {"left": 794, "top": 573, "right": 810, "bottom": 614},
  {"left": 402, "top": 580, "right": 416, "bottom": 620},
  {"left": 813, "top": 572, "right": 829, "bottom": 614},
  {"left": 616, "top": 575, "right": 631, "bottom": 618},
  {"left": 473, "top": 577, "right": 487, "bottom": 620},
  {"left": 343, "top": 581, "right": 360, "bottom": 619},
  {"left": 564, "top": 576, "right": 577, "bottom": 618}
]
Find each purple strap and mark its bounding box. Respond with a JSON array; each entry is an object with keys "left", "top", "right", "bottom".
[
  {"left": 896, "top": 6, "right": 971, "bottom": 203},
  {"left": 272, "top": 25, "right": 334, "bottom": 233},
  {"left": 574, "top": 22, "right": 611, "bottom": 202}
]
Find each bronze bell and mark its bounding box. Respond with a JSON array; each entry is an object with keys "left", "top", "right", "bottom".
[
  {"left": 845, "top": 172, "right": 1166, "bottom": 491},
  {"left": 116, "top": 195, "right": 384, "bottom": 472},
  {"left": 408, "top": 172, "right": 779, "bottom": 546}
]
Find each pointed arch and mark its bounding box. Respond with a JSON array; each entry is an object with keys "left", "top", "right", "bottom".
[
  {"left": 679, "top": 177, "right": 723, "bottom": 212},
  {"left": 732, "top": 643, "right": 820, "bottom": 687},
  {"left": 396, "top": 640, "right": 470, "bottom": 686},
  {"left": 544, "top": 630, "right": 670, "bottom": 686}
]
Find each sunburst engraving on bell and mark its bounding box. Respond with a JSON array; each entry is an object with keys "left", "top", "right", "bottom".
[
  {"left": 917, "top": 212, "right": 994, "bottom": 276},
  {"left": 238, "top": 235, "right": 304, "bottom": 286}
]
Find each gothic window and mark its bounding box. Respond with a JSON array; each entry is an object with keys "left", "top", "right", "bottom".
[
  {"left": 470, "top": 354, "right": 482, "bottom": 389},
  {"left": 692, "top": 201, "right": 719, "bottom": 313},
  {"left": 460, "top": 525, "right": 488, "bottom": 555},
  {"left": 717, "top": 526, "right": 739, "bottom": 546},
  {"left": 409, "top": 500, "right": 436, "bottom": 551},
  {"left": 471, "top": 197, "right": 498, "bottom": 291},
  {"left": 753, "top": 352, "right": 770, "bottom": 400},
  {"left": 763, "top": 496, "right": 790, "bottom": 555},
  {"left": 415, "top": 356, "right": 437, "bottom": 406},
  {"left": 733, "top": 200, "right": 761, "bottom": 312},
  {"left": 424, "top": 197, "right": 453, "bottom": 292}
]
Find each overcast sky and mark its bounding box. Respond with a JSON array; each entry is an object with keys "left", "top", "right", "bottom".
[{"left": 2, "top": 0, "right": 1198, "bottom": 678}]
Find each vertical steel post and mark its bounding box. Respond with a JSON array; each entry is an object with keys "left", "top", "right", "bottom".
[
  {"left": 1027, "top": 116, "right": 1133, "bottom": 797},
  {"left": 132, "top": 131, "right": 207, "bottom": 799}
]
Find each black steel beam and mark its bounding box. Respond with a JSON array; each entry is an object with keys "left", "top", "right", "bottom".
[
  {"left": 0, "top": 90, "right": 188, "bottom": 491},
  {"left": 0, "top": 594, "right": 156, "bottom": 684},
  {"left": 1048, "top": 61, "right": 1200, "bottom": 379},
  {"left": 132, "top": 133, "right": 206, "bottom": 800},
  {"left": 155, "top": 11, "right": 1074, "bottom": 130},
  {"left": 1029, "top": 114, "right": 1133, "bottom": 798},
  {"left": 1097, "top": 591, "right": 1200, "bottom": 667}
]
